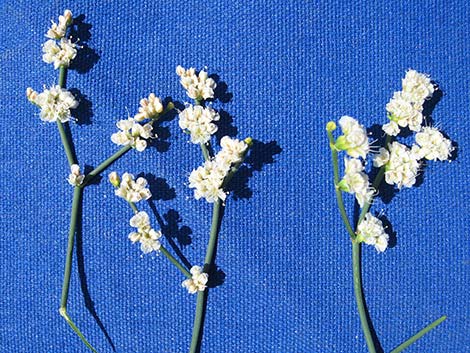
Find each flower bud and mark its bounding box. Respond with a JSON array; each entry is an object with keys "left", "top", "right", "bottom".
[
  {"left": 108, "top": 171, "right": 120, "bottom": 187},
  {"left": 326, "top": 121, "right": 337, "bottom": 132}
]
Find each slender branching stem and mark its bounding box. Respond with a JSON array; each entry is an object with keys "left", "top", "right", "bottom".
[{"left": 83, "top": 146, "right": 132, "bottom": 186}]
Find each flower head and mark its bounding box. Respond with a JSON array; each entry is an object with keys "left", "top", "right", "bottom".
[
  {"left": 401, "top": 69, "right": 434, "bottom": 104},
  {"left": 178, "top": 105, "right": 220, "bottom": 144},
  {"left": 414, "top": 126, "right": 453, "bottom": 161},
  {"left": 356, "top": 213, "right": 389, "bottom": 252},
  {"left": 134, "top": 93, "right": 164, "bottom": 122},
  {"left": 335, "top": 116, "right": 369, "bottom": 159},
  {"left": 338, "top": 158, "right": 374, "bottom": 207},
  {"left": 385, "top": 91, "right": 423, "bottom": 132},
  {"left": 128, "top": 211, "right": 161, "bottom": 254},
  {"left": 182, "top": 266, "right": 209, "bottom": 294},
  {"left": 42, "top": 38, "right": 77, "bottom": 69},
  {"left": 111, "top": 117, "right": 154, "bottom": 152},
  {"left": 27, "top": 85, "right": 78, "bottom": 123},
  {"left": 382, "top": 142, "right": 420, "bottom": 189},
  {"left": 67, "top": 164, "right": 84, "bottom": 186},
  {"left": 46, "top": 10, "right": 73, "bottom": 39},
  {"left": 176, "top": 66, "right": 217, "bottom": 100},
  {"left": 114, "top": 173, "right": 152, "bottom": 203}
]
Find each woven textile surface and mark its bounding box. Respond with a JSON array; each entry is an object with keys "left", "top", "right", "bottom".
[{"left": 0, "top": 1, "right": 469, "bottom": 352}]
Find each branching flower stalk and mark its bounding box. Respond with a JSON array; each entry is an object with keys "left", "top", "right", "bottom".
[
  {"left": 27, "top": 10, "right": 172, "bottom": 352},
  {"left": 326, "top": 70, "right": 453, "bottom": 352}
]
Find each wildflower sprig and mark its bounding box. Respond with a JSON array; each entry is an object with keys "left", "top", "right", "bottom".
[
  {"left": 26, "top": 10, "right": 174, "bottom": 352},
  {"left": 177, "top": 66, "right": 253, "bottom": 353},
  {"left": 326, "top": 70, "right": 453, "bottom": 353}
]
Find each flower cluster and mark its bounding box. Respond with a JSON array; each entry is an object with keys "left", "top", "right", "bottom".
[
  {"left": 188, "top": 137, "right": 248, "bottom": 202},
  {"left": 46, "top": 9, "right": 73, "bottom": 39},
  {"left": 111, "top": 117, "right": 153, "bottom": 152},
  {"left": 176, "top": 66, "right": 216, "bottom": 100},
  {"left": 383, "top": 70, "right": 435, "bottom": 136},
  {"left": 374, "top": 142, "right": 420, "bottom": 189},
  {"left": 338, "top": 158, "right": 374, "bottom": 207},
  {"left": 415, "top": 126, "right": 453, "bottom": 161},
  {"left": 26, "top": 85, "right": 78, "bottom": 123},
  {"left": 356, "top": 213, "right": 389, "bottom": 252},
  {"left": 128, "top": 211, "right": 162, "bottom": 254},
  {"left": 179, "top": 105, "right": 220, "bottom": 144},
  {"left": 182, "top": 266, "right": 209, "bottom": 294},
  {"left": 134, "top": 93, "right": 164, "bottom": 121},
  {"left": 335, "top": 116, "right": 370, "bottom": 159},
  {"left": 110, "top": 172, "right": 152, "bottom": 203},
  {"left": 42, "top": 10, "right": 76, "bottom": 69},
  {"left": 67, "top": 164, "right": 84, "bottom": 186}
]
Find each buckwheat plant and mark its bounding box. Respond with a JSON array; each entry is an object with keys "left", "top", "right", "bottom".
[
  {"left": 178, "top": 66, "right": 252, "bottom": 352},
  {"left": 26, "top": 10, "right": 172, "bottom": 352},
  {"left": 326, "top": 70, "right": 453, "bottom": 352}
]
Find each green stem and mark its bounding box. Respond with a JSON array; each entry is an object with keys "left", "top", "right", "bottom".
[
  {"left": 353, "top": 241, "right": 377, "bottom": 353},
  {"left": 189, "top": 199, "right": 223, "bottom": 353},
  {"left": 390, "top": 315, "right": 447, "bottom": 353},
  {"left": 59, "top": 186, "right": 98, "bottom": 352},
  {"left": 200, "top": 143, "right": 210, "bottom": 161},
  {"left": 327, "top": 130, "right": 356, "bottom": 240},
  {"left": 83, "top": 146, "right": 132, "bottom": 186},
  {"left": 56, "top": 66, "right": 77, "bottom": 167},
  {"left": 127, "top": 201, "right": 190, "bottom": 277}
]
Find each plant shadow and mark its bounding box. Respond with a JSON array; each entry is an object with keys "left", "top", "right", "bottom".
[
  {"left": 227, "top": 140, "right": 282, "bottom": 200},
  {"left": 76, "top": 192, "right": 116, "bottom": 351},
  {"left": 209, "top": 74, "right": 233, "bottom": 103},
  {"left": 69, "top": 14, "right": 100, "bottom": 74},
  {"left": 69, "top": 88, "right": 93, "bottom": 125},
  {"left": 148, "top": 97, "right": 178, "bottom": 153}
]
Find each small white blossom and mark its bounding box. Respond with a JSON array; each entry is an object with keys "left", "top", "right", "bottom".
[
  {"left": 373, "top": 148, "right": 390, "bottom": 168},
  {"left": 357, "top": 213, "right": 389, "bottom": 252},
  {"left": 111, "top": 117, "right": 154, "bottom": 152},
  {"left": 114, "top": 173, "right": 152, "bottom": 202},
  {"left": 382, "top": 121, "right": 400, "bottom": 136},
  {"left": 67, "top": 164, "right": 84, "bottom": 186},
  {"left": 401, "top": 70, "right": 435, "bottom": 104},
  {"left": 128, "top": 211, "right": 161, "bottom": 254},
  {"left": 338, "top": 158, "right": 374, "bottom": 207},
  {"left": 218, "top": 136, "right": 248, "bottom": 165},
  {"left": 414, "top": 126, "right": 453, "bottom": 161},
  {"left": 383, "top": 142, "right": 421, "bottom": 188},
  {"left": 179, "top": 105, "right": 220, "bottom": 144},
  {"left": 27, "top": 85, "right": 78, "bottom": 123},
  {"left": 182, "top": 266, "right": 209, "bottom": 294},
  {"left": 42, "top": 38, "right": 77, "bottom": 69},
  {"left": 385, "top": 91, "right": 424, "bottom": 132},
  {"left": 46, "top": 10, "right": 73, "bottom": 39},
  {"left": 189, "top": 161, "right": 228, "bottom": 203},
  {"left": 134, "top": 93, "right": 164, "bottom": 121},
  {"left": 108, "top": 171, "right": 121, "bottom": 187},
  {"left": 335, "top": 116, "right": 370, "bottom": 159},
  {"left": 176, "top": 66, "right": 217, "bottom": 100}
]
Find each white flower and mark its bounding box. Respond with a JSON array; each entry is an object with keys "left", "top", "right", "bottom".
[
  {"left": 338, "top": 158, "right": 374, "bottom": 207},
  {"left": 336, "top": 116, "right": 370, "bottom": 159},
  {"left": 114, "top": 173, "right": 152, "bottom": 202},
  {"left": 46, "top": 10, "right": 73, "bottom": 39},
  {"left": 188, "top": 161, "right": 228, "bottom": 203},
  {"left": 42, "top": 38, "right": 77, "bottom": 69},
  {"left": 182, "top": 266, "right": 209, "bottom": 294},
  {"left": 128, "top": 211, "right": 161, "bottom": 254},
  {"left": 111, "top": 117, "right": 154, "bottom": 152},
  {"left": 373, "top": 147, "right": 390, "bottom": 168},
  {"left": 178, "top": 105, "right": 220, "bottom": 144},
  {"left": 414, "top": 126, "right": 453, "bottom": 161},
  {"left": 176, "top": 66, "right": 217, "bottom": 100},
  {"left": 67, "top": 164, "right": 84, "bottom": 186},
  {"left": 356, "top": 213, "right": 389, "bottom": 252},
  {"left": 28, "top": 85, "right": 78, "bottom": 123},
  {"left": 382, "top": 121, "right": 400, "bottom": 136},
  {"left": 386, "top": 91, "right": 424, "bottom": 132},
  {"left": 218, "top": 136, "right": 248, "bottom": 165},
  {"left": 108, "top": 171, "right": 121, "bottom": 187},
  {"left": 134, "top": 93, "right": 164, "bottom": 121},
  {"left": 383, "top": 142, "right": 421, "bottom": 188},
  {"left": 401, "top": 70, "right": 434, "bottom": 104}
]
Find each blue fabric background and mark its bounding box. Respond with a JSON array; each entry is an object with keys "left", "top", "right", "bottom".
[{"left": 0, "top": 1, "right": 469, "bottom": 352}]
